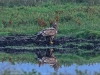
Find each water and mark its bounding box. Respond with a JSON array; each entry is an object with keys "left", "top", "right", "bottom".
[{"left": 0, "top": 61, "right": 100, "bottom": 75}]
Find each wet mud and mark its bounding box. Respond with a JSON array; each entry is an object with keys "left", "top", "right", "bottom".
[{"left": 0, "top": 35, "right": 100, "bottom": 56}]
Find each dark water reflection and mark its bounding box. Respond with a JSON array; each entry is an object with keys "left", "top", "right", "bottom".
[{"left": 0, "top": 62, "right": 100, "bottom": 75}]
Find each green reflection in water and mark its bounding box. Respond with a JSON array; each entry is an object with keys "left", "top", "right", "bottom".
[
  {"left": 0, "top": 52, "right": 100, "bottom": 65},
  {"left": 0, "top": 52, "right": 37, "bottom": 64},
  {"left": 1, "top": 52, "right": 100, "bottom": 75}
]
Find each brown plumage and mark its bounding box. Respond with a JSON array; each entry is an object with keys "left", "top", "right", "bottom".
[
  {"left": 36, "top": 49, "right": 59, "bottom": 70},
  {"left": 35, "top": 22, "right": 58, "bottom": 44},
  {"left": 37, "top": 56, "right": 59, "bottom": 70}
]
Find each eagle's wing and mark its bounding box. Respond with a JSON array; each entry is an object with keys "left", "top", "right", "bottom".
[
  {"left": 41, "top": 28, "right": 57, "bottom": 36},
  {"left": 35, "top": 27, "right": 57, "bottom": 40}
]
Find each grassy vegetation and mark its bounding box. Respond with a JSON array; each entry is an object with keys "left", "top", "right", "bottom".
[
  {"left": 0, "top": 3, "right": 100, "bottom": 38},
  {"left": 0, "top": 2, "right": 100, "bottom": 75}
]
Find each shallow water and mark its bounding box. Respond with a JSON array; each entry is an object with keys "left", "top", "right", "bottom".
[{"left": 0, "top": 61, "right": 100, "bottom": 75}]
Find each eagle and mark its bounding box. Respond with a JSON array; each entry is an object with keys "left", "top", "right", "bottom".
[{"left": 35, "top": 22, "right": 58, "bottom": 44}]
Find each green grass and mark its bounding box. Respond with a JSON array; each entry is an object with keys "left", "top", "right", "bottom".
[{"left": 0, "top": 3, "right": 100, "bottom": 38}]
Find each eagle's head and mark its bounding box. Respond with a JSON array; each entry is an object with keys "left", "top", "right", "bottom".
[{"left": 52, "top": 22, "right": 58, "bottom": 30}]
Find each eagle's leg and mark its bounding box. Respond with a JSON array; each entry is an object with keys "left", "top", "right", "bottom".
[{"left": 50, "top": 36, "right": 54, "bottom": 44}]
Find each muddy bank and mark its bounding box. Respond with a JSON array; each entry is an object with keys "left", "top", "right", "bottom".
[
  {"left": 0, "top": 35, "right": 70, "bottom": 46},
  {"left": 0, "top": 46, "right": 99, "bottom": 57},
  {"left": 0, "top": 35, "right": 100, "bottom": 56},
  {"left": 0, "top": 35, "right": 100, "bottom": 46},
  {"left": 0, "top": 36, "right": 35, "bottom": 47}
]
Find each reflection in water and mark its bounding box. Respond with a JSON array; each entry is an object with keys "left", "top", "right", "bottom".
[
  {"left": 37, "top": 57, "right": 59, "bottom": 71},
  {"left": 1, "top": 49, "right": 100, "bottom": 75},
  {"left": 36, "top": 48, "right": 59, "bottom": 71},
  {"left": 0, "top": 62, "right": 100, "bottom": 75}
]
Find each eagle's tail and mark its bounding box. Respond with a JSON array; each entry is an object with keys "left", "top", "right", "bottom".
[{"left": 34, "top": 32, "right": 43, "bottom": 41}]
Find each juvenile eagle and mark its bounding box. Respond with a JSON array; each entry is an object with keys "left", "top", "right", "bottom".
[{"left": 35, "top": 22, "right": 58, "bottom": 44}]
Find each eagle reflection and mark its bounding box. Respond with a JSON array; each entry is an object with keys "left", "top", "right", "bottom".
[{"left": 36, "top": 49, "right": 59, "bottom": 71}]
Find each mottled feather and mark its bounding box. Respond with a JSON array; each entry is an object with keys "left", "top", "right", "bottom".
[
  {"left": 37, "top": 27, "right": 57, "bottom": 36},
  {"left": 35, "top": 22, "right": 58, "bottom": 41}
]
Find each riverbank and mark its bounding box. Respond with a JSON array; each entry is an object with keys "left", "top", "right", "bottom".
[{"left": 0, "top": 35, "right": 100, "bottom": 57}]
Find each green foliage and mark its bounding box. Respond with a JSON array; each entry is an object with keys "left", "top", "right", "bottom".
[
  {"left": 75, "top": 30, "right": 100, "bottom": 38},
  {"left": 0, "top": 0, "right": 100, "bottom": 7},
  {"left": 0, "top": 3, "right": 100, "bottom": 38}
]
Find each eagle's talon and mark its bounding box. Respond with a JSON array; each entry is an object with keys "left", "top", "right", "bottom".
[{"left": 50, "top": 42, "right": 53, "bottom": 44}]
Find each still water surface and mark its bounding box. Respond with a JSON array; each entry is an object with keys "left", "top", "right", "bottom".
[{"left": 0, "top": 62, "right": 100, "bottom": 75}]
